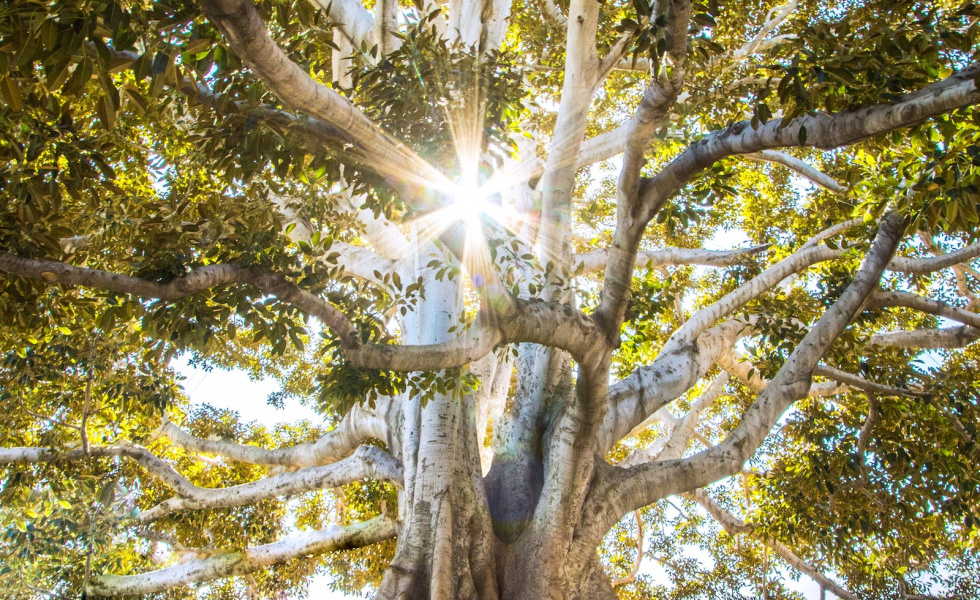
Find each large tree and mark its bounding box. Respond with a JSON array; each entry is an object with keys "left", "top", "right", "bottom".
[{"left": 1, "top": 0, "right": 979, "bottom": 598}]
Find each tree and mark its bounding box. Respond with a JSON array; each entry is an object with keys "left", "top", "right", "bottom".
[{"left": 1, "top": 0, "right": 979, "bottom": 597}]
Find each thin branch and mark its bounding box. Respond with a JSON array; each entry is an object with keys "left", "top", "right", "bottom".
[
  {"left": 160, "top": 401, "right": 392, "bottom": 468},
  {"left": 0, "top": 252, "right": 360, "bottom": 348},
  {"left": 812, "top": 365, "right": 921, "bottom": 399},
  {"left": 669, "top": 245, "right": 840, "bottom": 347},
  {"left": 720, "top": 349, "right": 847, "bottom": 398},
  {"left": 0, "top": 443, "right": 197, "bottom": 495},
  {"left": 744, "top": 150, "right": 846, "bottom": 194},
  {"left": 801, "top": 218, "right": 863, "bottom": 249},
  {"left": 138, "top": 445, "right": 403, "bottom": 524},
  {"left": 716, "top": 0, "right": 797, "bottom": 69},
  {"left": 610, "top": 510, "right": 645, "bottom": 586},
  {"left": 597, "top": 30, "right": 638, "bottom": 82},
  {"left": 86, "top": 516, "right": 398, "bottom": 596},
  {"left": 687, "top": 489, "right": 858, "bottom": 600},
  {"left": 888, "top": 242, "right": 980, "bottom": 274}
]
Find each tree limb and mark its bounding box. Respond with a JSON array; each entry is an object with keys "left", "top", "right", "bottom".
[
  {"left": 719, "top": 349, "right": 847, "bottom": 398},
  {"left": 138, "top": 445, "right": 403, "bottom": 523},
  {"left": 598, "top": 320, "right": 751, "bottom": 454},
  {"left": 609, "top": 510, "right": 644, "bottom": 586},
  {"left": 0, "top": 252, "right": 361, "bottom": 348},
  {"left": 161, "top": 401, "right": 395, "bottom": 468},
  {"left": 744, "top": 150, "right": 846, "bottom": 194},
  {"left": 585, "top": 212, "right": 905, "bottom": 546},
  {"left": 0, "top": 253, "right": 603, "bottom": 371},
  {"left": 575, "top": 244, "right": 770, "bottom": 275},
  {"left": 537, "top": 0, "right": 567, "bottom": 27},
  {"left": 0, "top": 443, "right": 197, "bottom": 495},
  {"left": 86, "top": 516, "right": 398, "bottom": 596},
  {"left": 869, "top": 290, "right": 980, "bottom": 328},
  {"left": 201, "top": 0, "right": 451, "bottom": 205},
  {"left": 686, "top": 489, "right": 858, "bottom": 600},
  {"left": 866, "top": 325, "right": 980, "bottom": 350},
  {"left": 888, "top": 242, "right": 980, "bottom": 274},
  {"left": 305, "top": 0, "right": 377, "bottom": 50},
  {"left": 637, "top": 63, "right": 980, "bottom": 221},
  {"left": 810, "top": 365, "right": 919, "bottom": 398},
  {"left": 669, "top": 245, "right": 840, "bottom": 347}
]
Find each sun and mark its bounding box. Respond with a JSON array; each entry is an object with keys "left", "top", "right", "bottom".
[{"left": 448, "top": 168, "right": 496, "bottom": 231}]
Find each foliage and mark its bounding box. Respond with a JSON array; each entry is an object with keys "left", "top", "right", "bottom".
[{"left": 1, "top": 0, "right": 979, "bottom": 598}]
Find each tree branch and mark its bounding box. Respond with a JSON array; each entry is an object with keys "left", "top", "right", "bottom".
[
  {"left": 0, "top": 253, "right": 603, "bottom": 371},
  {"left": 812, "top": 364, "right": 921, "bottom": 398},
  {"left": 801, "top": 218, "right": 863, "bottom": 249},
  {"left": 888, "top": 242, "right": 980, "bottom": 274},
  {"left": 585, "top": 212, "right": 905, "bottom": 546},
  {"left": 719, "top": 349, "right": 847, "bottom": 398},
  {"left": 636, "top": 63, "right": 980, "bottom": 221},
  {"left": 0, "top": 443, "right": 197, "bottom": 495},
  {"left": 0, "top": 252, "right": 360, "bottom": 347},
  {"left": 670, "top": 246, "right": 840, "bottom": 347},
  {"left": 138, "top": 445, "right": 403, "bottom": 523},
  {"left": 335, "top": 188, "right": 412, "bottom": 261},
  {"left": 866, "top": 325, "right": 980, "bottom": 350},
  {"left": 609, "top": 510, "right": 644, "bottom": 586},
  {"left": 744, "top": 150, "right": 846, "bottom": 194},
  {"left": 598, "top": 320, "right": 751, "bottom": 454},
  {"left": 86, "top": 516, "right": 397, "bottom": 596},
  {"left": 305, "top": 0, "right": 377, "bottom": 50},
  {"left": 537, "top": 0, "right": 567, "bottom": 27},
  {"left": 686, "top": 489, "right": 858, "bottom": 600},
  {"left": 869, "top": 290, "right": 980, "bottom": 328},
  {"left": 201, "top": 0, "right": 451, "bottom": 204},
  {"left": 161, "top": 400, "right": 395, "bottom": 468},
  {"left": 575, "top": 244, "right": 770, "bottom": 275}
]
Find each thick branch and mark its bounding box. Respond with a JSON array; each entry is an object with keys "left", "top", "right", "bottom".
[
  {"left": 0, "top": 252, "right": 360, "bottom": 346},
  {"left": 1, "top": 253, "right": 603, "bottom": 371},
  {"left": 305, "top": 0, "right": 376, "bottom": 50},
  {"left": 335, "top": 189, "right": 412, "bottom": 261},
  {"left": 637, "top": 63, "right": 980, "bottom": 219},
  {"left": 866, "top": 325, "right": 980, "bottom": 350},
  {"left": 86, "top": 516, "right": 397, "bottom": 596},
  {"left": 598, "top": 320, "right": 750, "bottom": 454},
  {"left": 201, "top": 0, "right": 449, "bottom": 203},
  {"left": 585, "top": 213, "right": 905, "bottom": 545}
]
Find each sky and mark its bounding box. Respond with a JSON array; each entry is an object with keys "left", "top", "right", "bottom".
[{"left": 173, "top": 357, "right": 840, "bottom": 600}]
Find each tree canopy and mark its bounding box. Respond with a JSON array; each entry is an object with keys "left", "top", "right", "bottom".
[{"left": 1, "top": 0, "right": 979, "bottom": 598}]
